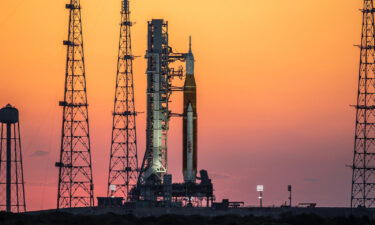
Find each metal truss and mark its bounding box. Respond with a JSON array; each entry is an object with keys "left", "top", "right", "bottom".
[
  {"left": 56, "top": 0, "right": 94, "bottom": 208},
  {"left": 107, "top": 0, "right": 139, "bottom": 201},
  {"left": 351, "top": 0, "right": 375, "bottom": 208}
]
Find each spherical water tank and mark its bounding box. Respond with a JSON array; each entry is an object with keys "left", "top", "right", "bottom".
[{"left": 0, "top": 104, "right": 19, "bottom": 124}]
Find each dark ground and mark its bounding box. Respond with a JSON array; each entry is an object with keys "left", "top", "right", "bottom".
[{"left": 0, "top": 212, "right": 374, "bottom": 225}]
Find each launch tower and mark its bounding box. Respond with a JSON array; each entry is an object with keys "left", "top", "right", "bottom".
[
  {"left": 351, "top": 0, "right": 375, "bottom": 208},
  {"left": 135, "top": 20, "right": 213, "bottom": 206},
  {"left": 56, "top": 0, "right": 94, "bottom": 208},
  {"left": 139, "top": 19, "right": 171, "bottom": 187}
]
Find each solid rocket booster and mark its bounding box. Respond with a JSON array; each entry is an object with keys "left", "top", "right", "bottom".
[{"left": 183, "top": 37, "right": 197, "bottom": 183}]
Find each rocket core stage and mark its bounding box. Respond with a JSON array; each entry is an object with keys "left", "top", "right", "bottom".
[{"left": 183, "top": 37, "right": 197, "bottom": 183}]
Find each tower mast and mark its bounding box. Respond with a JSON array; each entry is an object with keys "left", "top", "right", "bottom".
[
  {"left": 107, "top": 0, "right": 139, "bottom": 200},
  {"left": 56, "top": 0, "right": 94, "bottom": 208},
  {"left": 351, "top": 0, "right": 375, "bottom": 208}
]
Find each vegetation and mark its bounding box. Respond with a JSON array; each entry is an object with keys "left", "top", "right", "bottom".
[{"left": 0, "top": 212, "right": 374, "bottom": 225}]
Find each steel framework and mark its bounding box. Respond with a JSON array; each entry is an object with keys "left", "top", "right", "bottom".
[
  {"left": 351, "top": 0, "right": 375, "bottom": 208},
  {"left": 0, "top": 105, "right": 26, "bottom": 212},
  {"left": 138, "top": 20, "right": 171, "bottom": 189},
  {"left": 136, "top": 20, "right": 191, "bottom": 201},
  {"left": 56, "top": 0, "right": 94, "bottom": 208},
  {"left": 107, "top": 0, "right": 139, "bottom": 200}
]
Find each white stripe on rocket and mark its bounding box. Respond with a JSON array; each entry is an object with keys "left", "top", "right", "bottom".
[{"left": 185, "top": 103, "right": 195, "bottom": 182}]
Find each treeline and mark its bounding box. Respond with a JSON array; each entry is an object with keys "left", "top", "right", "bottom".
[{"left": 0, "top": 212, "right": 374, "bottom": 225}]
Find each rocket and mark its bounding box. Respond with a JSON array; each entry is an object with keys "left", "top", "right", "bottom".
[{"left": 183, "top": 37, "right": 198, "bottom": 183}]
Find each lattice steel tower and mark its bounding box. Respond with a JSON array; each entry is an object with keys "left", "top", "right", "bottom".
[
  {"left": 351, "top": 0, "right": 375, "bottom": 208},
  {"left": 107, "top": 0, "right": 139, "bottom": 200},
  {"left": 0, "top": 104, "right": 26, "bottom": 212},
  {"left": 56, "top": 0, "right": 94, "bottom": 208}
]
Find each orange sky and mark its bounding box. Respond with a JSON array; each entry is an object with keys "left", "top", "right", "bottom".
[{"left": 0, "top": 0, "right": 362, "bottom": 210}]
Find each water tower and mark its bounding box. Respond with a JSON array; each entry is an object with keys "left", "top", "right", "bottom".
[{"left": 0, "top": 104, "right": 26, "bottom": 212}]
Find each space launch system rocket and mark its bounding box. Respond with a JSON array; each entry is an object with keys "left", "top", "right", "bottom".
[{"left": 183, "top": 37, "right": 197, "bottom": 183}]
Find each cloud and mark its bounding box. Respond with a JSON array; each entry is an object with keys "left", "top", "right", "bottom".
[
  {"left": 27, "top": 181, "right": 55, "bottom": 187},
  {"left": 303, "top": 178, "right": 319, "bottom": 183},
  {"left": 210, "top": 172, "right": 231, "bottom": 180},
  {"left": 29, "top": 150, "right": 49, "bottom": 157}
]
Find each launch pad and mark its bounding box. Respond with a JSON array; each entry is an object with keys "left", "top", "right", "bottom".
[{"left": 131, "top": 170, "right": 214, "bottom": 208}]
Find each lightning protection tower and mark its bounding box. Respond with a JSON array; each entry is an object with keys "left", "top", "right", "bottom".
[
  {"left": 351, "top": 0, "right": 375, "bottom": 208},
  {"left": 0, "top": 104, "right": 26, "bottom": 212},
  {"left": 107, "top": 0, "right": 139, "bottom": 200},
  {"left": 56, "top": 0, "right": 94, "bottom": 208}
]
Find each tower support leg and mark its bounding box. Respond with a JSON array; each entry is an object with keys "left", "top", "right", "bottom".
[{"left": 6, "top": 123, "right": 11, "bottom": 212}]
